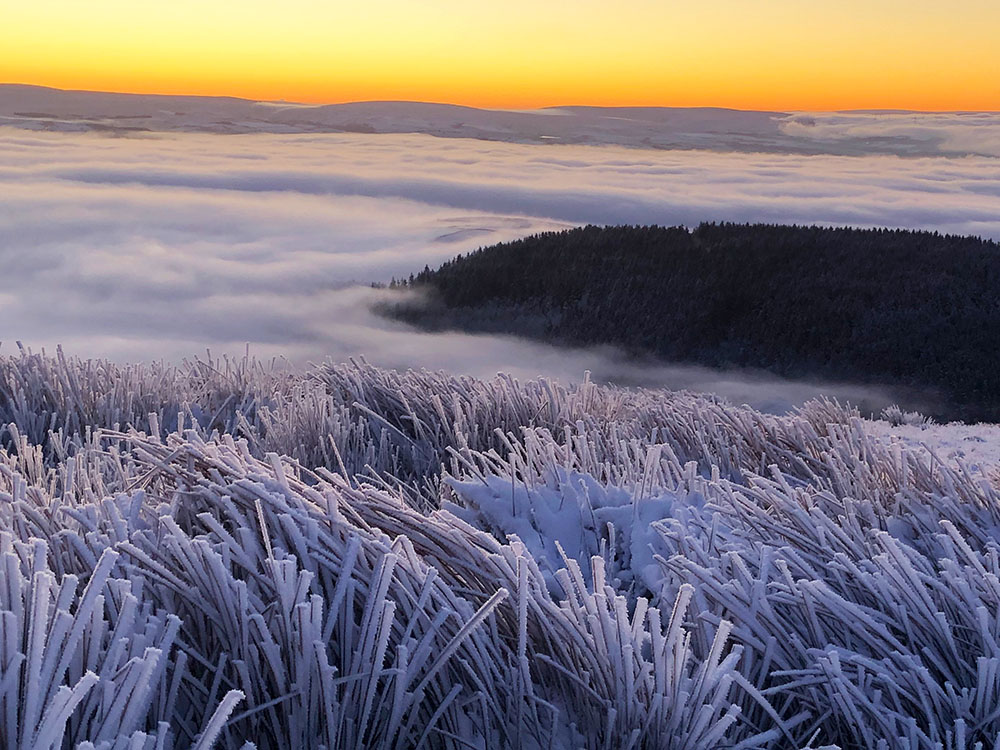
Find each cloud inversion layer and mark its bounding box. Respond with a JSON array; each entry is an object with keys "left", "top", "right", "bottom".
[{"left": 2, "top": 126, "right": 998, "bottom": 411}]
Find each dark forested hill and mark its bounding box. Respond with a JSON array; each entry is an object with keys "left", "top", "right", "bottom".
[{"left": 384, "top": 224, "right": 1000, "bottom": 422}]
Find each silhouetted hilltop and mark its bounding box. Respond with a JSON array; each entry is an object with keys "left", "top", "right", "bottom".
[{"left": 386, "top": 223, "right": 1000, "bottom": 422}]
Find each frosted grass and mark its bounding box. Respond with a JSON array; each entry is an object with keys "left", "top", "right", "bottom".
[{"left": 2, "top": 349, "right": 1000, "bottom": 748}]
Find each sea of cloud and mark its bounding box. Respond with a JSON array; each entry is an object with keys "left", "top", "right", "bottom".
[
  {"left": 2, "top": 126, "right": 998, "bottom": 412},
  {"left": 780, "top": 111, "right": 1000, "bottom": 158}
]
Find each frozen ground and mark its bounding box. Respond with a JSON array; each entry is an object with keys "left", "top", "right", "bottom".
[
  {"left": 871, "top": 419, "right": 1000, "bottom": 474},
  {"left": 2, "top": 353, "right": 1000, "bottom": 748}
]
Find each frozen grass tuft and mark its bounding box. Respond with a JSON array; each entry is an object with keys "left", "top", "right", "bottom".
[
  {"left": 1, "top": 350, "right": 999, "bottom": 748},
  {"left": 881, "top": 404, "right": 934, "bottom": 427}
]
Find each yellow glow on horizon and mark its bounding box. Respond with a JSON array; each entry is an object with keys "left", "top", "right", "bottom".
[{"left": 2, "top": 0, "right": 999, "bottom": 110}]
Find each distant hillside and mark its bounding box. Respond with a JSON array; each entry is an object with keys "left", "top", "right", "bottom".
[
  {"left": 385, "top": 224, "right": 1000, "bottom": 422},
  {"left": 0, "top": 84, "right": 785, "bottom": 146},
  {"left": 6, "top": 85, "right": 1000, "bottom": 157}
]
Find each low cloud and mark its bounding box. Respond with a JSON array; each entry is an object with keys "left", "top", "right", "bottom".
[
  {"left": 1, "top": 126, "right": 997, "bottom": 413},
  {"left": 6, "top": 284, "right": 903, "bottom": 416},
  {"left": 780, "top": 112, "right": 1000, "bottom": 159}
]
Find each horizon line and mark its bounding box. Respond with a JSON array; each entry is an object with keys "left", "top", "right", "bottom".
[{"left": 4, "top": 82, "right": 999, "bottom": 116}]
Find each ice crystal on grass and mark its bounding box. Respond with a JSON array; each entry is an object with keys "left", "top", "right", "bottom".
[{"left": 2, "top": 350, "right": 1000, "bottom": 748}]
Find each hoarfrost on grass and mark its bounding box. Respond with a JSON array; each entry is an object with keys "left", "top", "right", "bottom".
[{"left": 2, "top": 350, "right": 1000, "bottom": 748}]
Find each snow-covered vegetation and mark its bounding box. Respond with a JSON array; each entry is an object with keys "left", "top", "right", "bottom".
[{"left": 2, "top": 349, "right": 1000, "bottom": 749}]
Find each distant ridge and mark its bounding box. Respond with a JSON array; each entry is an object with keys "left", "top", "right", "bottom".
[
  {"left": 0, "top": 83, "right": 787, "bottom": 147},
  {"left": 4, "top": 84, "right": 999, "bottom": 156}
]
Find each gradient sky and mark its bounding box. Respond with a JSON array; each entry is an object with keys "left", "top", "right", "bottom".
[{"left": 3, "top": 0, "right": 999, "bottom": 110}]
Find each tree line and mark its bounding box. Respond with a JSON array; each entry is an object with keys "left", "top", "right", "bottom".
[{"left": 383, "top": 223, "right": 1000, "bottom": 422}]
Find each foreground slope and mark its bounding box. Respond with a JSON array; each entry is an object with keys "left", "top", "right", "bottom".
[
  {"left": 2, "top": 352, "right": 1000, "bottom": 748},
  {"left": 389, "top": 223, "right": 1000, "bottom": 422}
]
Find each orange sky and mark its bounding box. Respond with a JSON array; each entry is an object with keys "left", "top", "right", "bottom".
[{"left": 3, "top": 0, "right": 999, "bottom": 110}]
